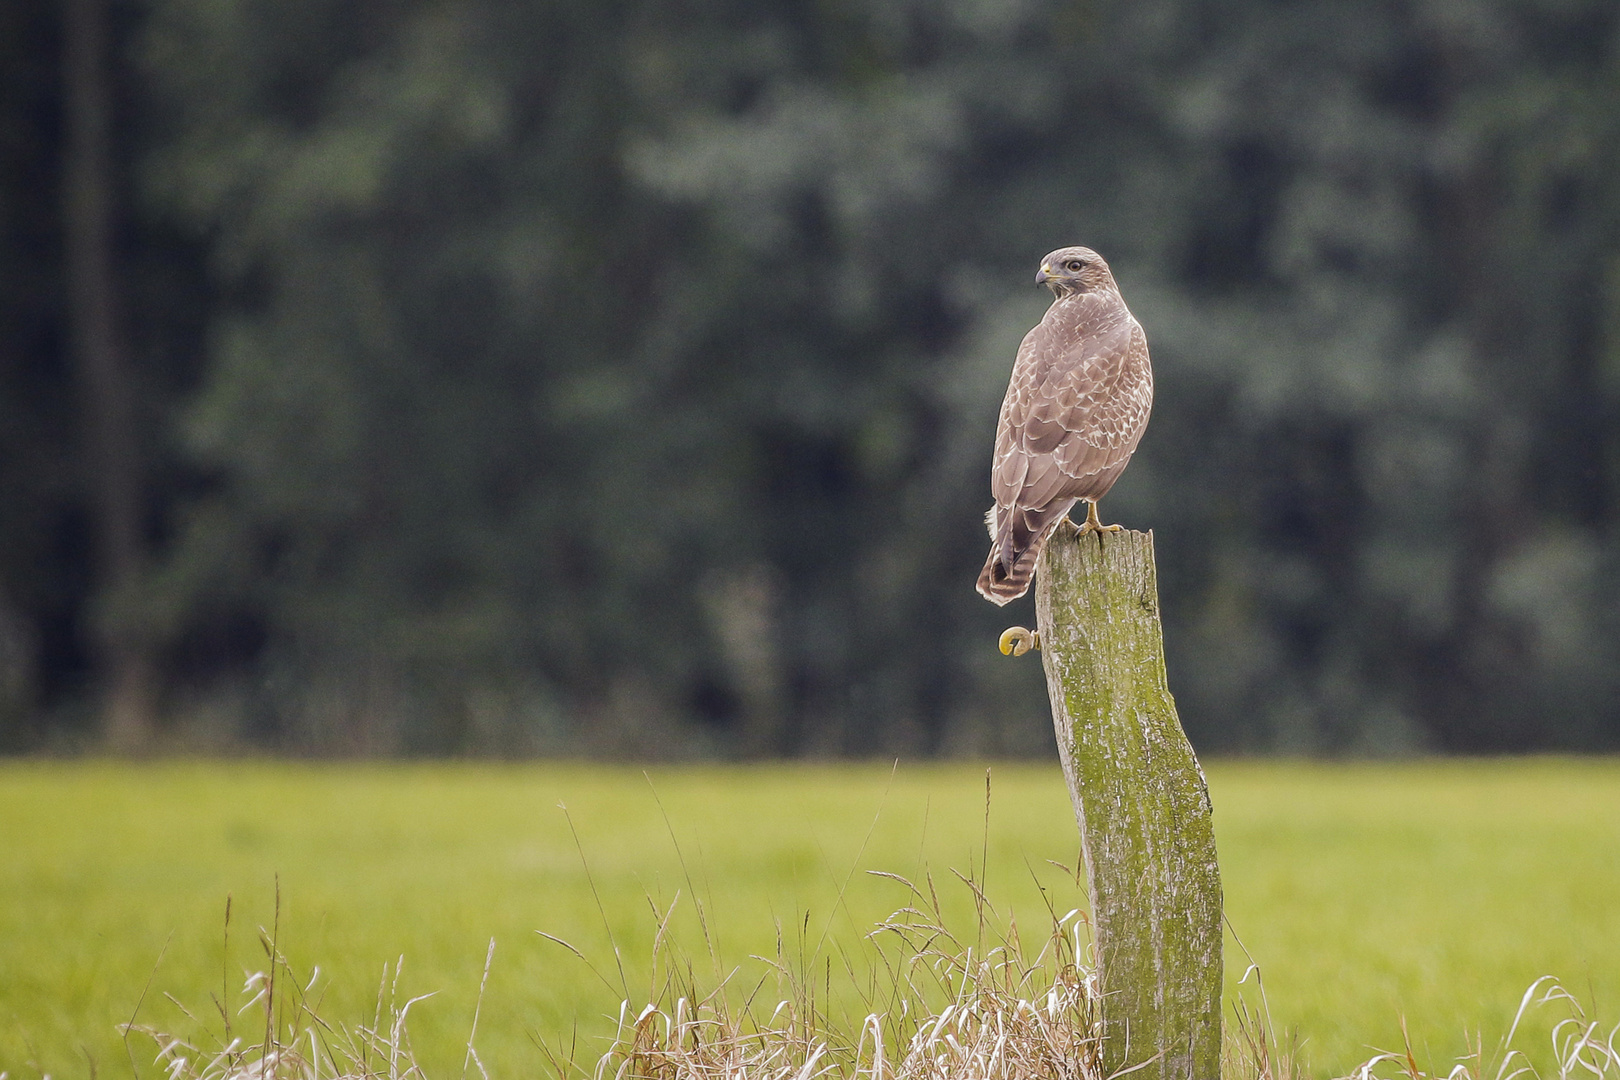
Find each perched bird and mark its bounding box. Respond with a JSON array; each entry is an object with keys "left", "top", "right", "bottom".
[{"left": 976, "top": 246, "right": 1154, "bottom": 606}]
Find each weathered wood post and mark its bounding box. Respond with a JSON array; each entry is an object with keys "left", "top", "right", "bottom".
[{"left": 1007, "top": 525, "right": 1222, "bottom": 1080}]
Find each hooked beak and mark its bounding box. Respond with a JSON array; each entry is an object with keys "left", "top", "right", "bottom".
[{"left": 1035, "top": 264, "right": 1052, "bottom": 285}]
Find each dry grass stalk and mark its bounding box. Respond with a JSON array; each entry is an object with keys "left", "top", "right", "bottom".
[
  {"left": 120, "top": 878, "right": 1611, "bottom": 1080},
  {"left": 579, "top": 868, "right": 1109, "bottom": 1080},
  {"left": 1342, "top": 976, "right": 1620, "bottom": 1080},
  {"left": 121, "top": 911, "right": 488, "bottom": 1080}
]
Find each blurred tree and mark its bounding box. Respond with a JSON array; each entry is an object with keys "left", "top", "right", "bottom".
[
  {"left": 2, "top": 0, "right": 1617, "bottom": 753},
  {"left": 64, "top": 0, "right": 158, "bottom": 747},
  {"left": 0, "top": 0, "right": 69, "bottom": 749},
  {"left": 0, "top": 0, "right": 223, "bottom": 751},
  {"left": 1132, "top": 0, "right": 1620, "bottom": 750}
]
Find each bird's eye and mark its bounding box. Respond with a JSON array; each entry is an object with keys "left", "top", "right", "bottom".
[{"left": 1065, "top": 259, "right": 1085, "bottom": 272}]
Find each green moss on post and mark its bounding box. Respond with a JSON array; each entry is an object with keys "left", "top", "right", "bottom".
[{"left": 1033, "top": 526, "right": 1222, "bottom": 1080}]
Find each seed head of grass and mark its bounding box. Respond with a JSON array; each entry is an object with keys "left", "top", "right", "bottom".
[
  {"left": 121, "top": 926, "right": 459, "bottom": 1080},
  {"left": 121, "top": 871, "right": 1609, "bottom": 1080},
  {"left": 563, "top": 866, "right": 1111, "bottom": 1080}
]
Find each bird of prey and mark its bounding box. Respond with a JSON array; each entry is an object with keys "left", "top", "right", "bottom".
[{"left": 976, "top": 246, "right": 1153, "bottom": 606}]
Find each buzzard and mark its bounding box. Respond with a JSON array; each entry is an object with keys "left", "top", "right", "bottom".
[{"left": 976, "top": 246, "right": 1153, "bottom": 606}]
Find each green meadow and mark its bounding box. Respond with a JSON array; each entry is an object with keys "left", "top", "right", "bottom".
[{"left": 2, "top": 759, "right": 1617, "bottom": 1078}]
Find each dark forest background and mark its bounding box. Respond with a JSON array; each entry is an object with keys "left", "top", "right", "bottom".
[{"left": 4, "top": 0, "right": 1619, "bottom": 757}]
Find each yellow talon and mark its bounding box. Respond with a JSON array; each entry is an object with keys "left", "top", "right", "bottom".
[
  {"left": 1073, "top": 499, "right": 1123, "bottom": 537},
  {"left": 999, "top": 627, "right": 1040, "bottom": 656}
]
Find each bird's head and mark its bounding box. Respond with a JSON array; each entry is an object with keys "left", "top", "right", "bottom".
[{"left": 1035, "top": 246, "right": 1114, "bottom": 298}]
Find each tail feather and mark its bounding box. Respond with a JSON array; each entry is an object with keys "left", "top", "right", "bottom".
[{"left": 976, "top": 499, "right": 1078, "bottom": 605}]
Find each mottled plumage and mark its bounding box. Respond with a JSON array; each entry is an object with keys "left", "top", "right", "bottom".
[{"left": 976, "top": 246, "right": 1153, "bottom": 605}]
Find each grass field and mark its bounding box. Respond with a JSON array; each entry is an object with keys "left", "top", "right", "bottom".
[{"left": 1, "top": 759, "right": 1617, "bottom": 1078}]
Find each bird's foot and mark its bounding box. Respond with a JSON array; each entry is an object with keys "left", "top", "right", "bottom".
[
  {"left": 1072, "top": 500, "right": 1122, "bottom": 537},
  {"left": 999, "top": 626, "right": 1040, "bottom": 656}
]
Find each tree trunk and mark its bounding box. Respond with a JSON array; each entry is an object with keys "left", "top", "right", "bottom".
[
  {"left": 63, "top": 0, "right": 156, "bottom": 749},
  {"left": 1033, "top": 526, "right": 1222, "bottom": 1080}
]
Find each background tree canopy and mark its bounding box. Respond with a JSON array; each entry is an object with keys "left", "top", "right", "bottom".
[{"left": 3, "top": 0, "right": 1618, "bottom": 755}]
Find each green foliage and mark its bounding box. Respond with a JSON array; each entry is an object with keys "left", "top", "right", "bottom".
[
  {"left": 4, "top": 0, "right": 1620, "bottom": 749},
  {"left": 2, "top": 760, "right": 1618, "bottom": 1079}
]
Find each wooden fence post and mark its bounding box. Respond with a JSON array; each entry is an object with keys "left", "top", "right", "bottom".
[{"left": 1019, "top": 525, "right": 1222, "bottom": 1080}]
